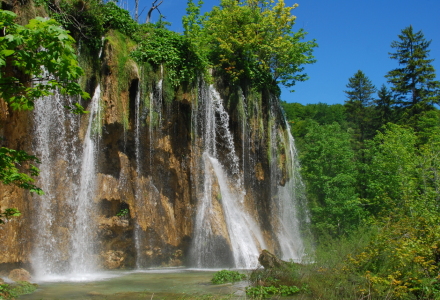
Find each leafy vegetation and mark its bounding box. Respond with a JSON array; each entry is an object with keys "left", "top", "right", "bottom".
[
  {"left": 210, "top": 270, "right": 246, "bottom": 284},
  {"left": 184, "top": 0, "right": 317, "bottom": 92},
  {"left": 0, "top": 9, "right": 88, "bottom": 112},
  {"left": 245, "top": 284, "right": 300, "bottom": 298},
  {"left": 0, "top": 281, "right": 38, "bottom": 299},
  {"left": 0, "top": 9, "right": 87, "bottom": 223},
  {"left": 116, "top": 208, "right": 129, "bottom": 218},
  {"left": 280, "top": 24, "right": 440, "bottom": 300}
]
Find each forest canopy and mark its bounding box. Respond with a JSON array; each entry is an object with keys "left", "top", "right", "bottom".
[{"left": 281, "top": 25, "right": 440, "bottom": 299}]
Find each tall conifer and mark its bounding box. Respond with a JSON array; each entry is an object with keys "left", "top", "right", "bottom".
[
  {"left": 386, "top": 26, "right": 440, "bottom": 117},
  {"left": 344, "top": 70, "right": 376, "bottom": 141}
]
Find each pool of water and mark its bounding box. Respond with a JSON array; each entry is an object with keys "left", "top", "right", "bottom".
[{"left": 18, "top": 269, "right": 249, "bottom": 299}]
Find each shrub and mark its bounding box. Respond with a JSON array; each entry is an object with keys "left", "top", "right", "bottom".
[
  {"left": 0, "top": 281, "right": 38, "bottom": 299},
  {"left": 211, "top": 270, "right": 246, "bottom": 284}
]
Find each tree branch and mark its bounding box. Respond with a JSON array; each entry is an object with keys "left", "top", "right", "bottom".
[{"left": 146, "top": 0, "right": 164, "bottom": 24}]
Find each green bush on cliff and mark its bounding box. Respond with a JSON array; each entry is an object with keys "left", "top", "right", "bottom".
[
  {"left": 36, "top": 0, "right": 140, "bottom": 51},
  {"left": 184, "top": 0, "right": 317, "bottom": 92},
  {"left": 131, "top": 24, "right": 205, "bottom": 88}
]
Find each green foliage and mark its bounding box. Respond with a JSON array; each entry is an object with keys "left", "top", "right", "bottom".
[
  {"left": 344, "top": 70, "right": 376, "bottom": 105},
  {"left": 245, "top": 285, "right": 300, "bottom": 298},
  {"left": 386, "top": 25, "right": 440, "bottom": 118},
  {"left": 282, "top": 101, "right": 346, "bottom": 126},
  {"left": 247, "top": 263, "right": 303, "bottom": 298},
  {"left": 116, "top": 208, "right": 129, "bottom": 218},
  {"left": 199, "top": 0, "right": 316, "bottom": 91},
  {"left": 210, "top": 270, "right": 246, "bottom": 284},
  {"left": 300, "top": 121, "right": 364, "bottom": 237},
  {"left": 102, "top": 1, "right": 139, "bottom": 40},
  {"left": 131, "top": 25, "right": 205, "bottom": 87},
  {"left": 0, "top": 147, "right": 43, "bottom": 194},
  {"left": 344, "top": 70, "right": 376, "bottom": 141},
  {"left": 346, "top": 215, "right": 440, "bottom": 299},
  {"left": 372, "top": 84, "right": 399, "bottom": 133},
  {"left": 364, "top": 124, "right": 419, "bottom": 215},
  {"left": 278, "top": 24, "right": 440, "bottom": 300},
  {"left": 0, "top": 10, "right": 87, "bottom": 219},
  {"left": 0, "top": 281, "right": 38, "bottom": 299},
  {"left": 0, "top": 208, "right": 21, "bottom": 224},
  {"left": 41, "top": 0, "right": 139, "bottom": 51},
  {"left": 0, "top": 9, "right": 89, "bottom": 112}
]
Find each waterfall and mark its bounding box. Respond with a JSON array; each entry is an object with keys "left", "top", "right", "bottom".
[
  {"left": 275, "top": 123, "right": 308, "bottom": 261},
  {"left": 133, "top": 81, "right": 143, "bottom": 269},
  {"left": 191, "top": 85, "right": 265, "bottom": 268},
  {"left": 267, "top": 95, "right": 309, "bottom": 262},
  {"left": 27, "top": 72, "right": 308, "bottom": 274},
  {"left": 31, "top": 85, "right": 100, "bottom": 279},
  {"left": 69, "top": 84, "right": 100, "bottom": 275},
  {"left": 32, "top": 90, "right": 80, "bottom": 277}
]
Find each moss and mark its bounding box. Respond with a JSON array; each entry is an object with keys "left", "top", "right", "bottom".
[
  {"left": 162, "top": 75, "right": 175, "bottom": 105},
  {"left": 11, "top": 0, "right": 47, "bottom": 25},
  {"left": 0, "top": 281, "right": 38, "bottom": 299},
  {"left": 105, "top": 29, "right": 138, "bottom": 131}
]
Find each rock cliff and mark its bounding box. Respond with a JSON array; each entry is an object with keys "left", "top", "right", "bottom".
[{"left": 0, "top": 1, "right": 308, "bottom": 275}]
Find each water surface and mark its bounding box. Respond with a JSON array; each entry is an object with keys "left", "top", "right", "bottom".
[{"left": 19, "top": 269, "right": 248, "bottom": 299}]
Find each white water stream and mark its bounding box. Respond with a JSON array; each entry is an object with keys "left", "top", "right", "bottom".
[
  {"left": 29, "top": 76, "right": 307, "bottom": 278},
  {"left": 69, "top": 84, "right": 100, "bottom": 275},
  {"left": 191, "top": 85, "right": 266, "bottom": 268},
  {"left": 32, "top": 85, "right": 101, "bottom": 280}
]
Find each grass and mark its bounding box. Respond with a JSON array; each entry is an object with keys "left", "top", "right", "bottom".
[{"left": 244, "top": 226, "right": 379, "bottom": 300}]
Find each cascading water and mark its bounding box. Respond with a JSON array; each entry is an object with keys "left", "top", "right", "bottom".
[
  {"left": 69, "top": 84, "right": 100, "bottom": 275},
  {"left": 268, "top": 96, "right": 309, "bottom": 262},
  {"left": 191, "top": 85, "right": 265, "bottom": 268},
  {"left": 133, "top": 82, "right": 143, "bottom": 269},
  {"left": 32, "top": 90, "right": 80, "bottom": 277},
  {"left": 274, "top": 124, "right": 308, "bottom": 261},
  {"left": 31, "top": 85, "right": 101, "bottom": 279},
  {"left": 27, "top": 72, "right": 308, "bottom": 275}
]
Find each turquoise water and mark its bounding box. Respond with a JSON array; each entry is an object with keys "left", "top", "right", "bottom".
[{"left": 18, "top": 269, "right": 248, "bottom": 299}]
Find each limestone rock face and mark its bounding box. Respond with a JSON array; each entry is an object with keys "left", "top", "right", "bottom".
[
  {"left": 0, "top": 7, "right": 305, "bottom": 272},
  {"left": 8, "top": 268, "right": 31, "bottom": 282},
  {"left": 101, "top": 250, "right": 125, "bottom": 269}
]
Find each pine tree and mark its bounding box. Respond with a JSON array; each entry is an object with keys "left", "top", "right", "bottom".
[
  {"left": 373, "top": 85, "right": 398, "bottom": 130},
  {"left": 385, "top": 25, "right": 440, "bottom": 117},
  {"left": 345, "top": 70, "right": 377, "bottom": 105},
  {"left": 344, "top": 70, "right": 376, "bottom": 141}
]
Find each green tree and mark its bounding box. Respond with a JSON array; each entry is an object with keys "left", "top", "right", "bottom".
[
  {"left": 0, "top": 10, "right": 88, "bottom": 219},
  {"left": 344, "top": 70, "right": 376, "bottom": 142},
  {"left": 364, "top": 124, "right": 419, "bottom": 215},
  {"left": 300, "top": 121, "right": 363, "bottom": 238},
  {"left": 193, "top": 0, "right": 317, "bottom": 91},
  {"left": 385, "top": 25, "right": 440, "bottom": 118},
  {"left": 0, "top": 10, "right": 88, "bottom": 111},
  {"left": 372, "top": 84, "right": 397, "bottom": 130}
]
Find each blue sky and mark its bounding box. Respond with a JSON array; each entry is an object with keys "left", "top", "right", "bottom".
[{"left": 120, "top": 0, "right": 440, "bottom": 105}]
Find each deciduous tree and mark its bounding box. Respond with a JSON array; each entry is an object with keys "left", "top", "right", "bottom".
[
  {"left": 0, "top": 10, "right": 88, "bottom": 218},
  {"left": 300, "top": 121, "right": 363, "bottom": 237},
  {"left": 187, "top": 0, "right": 317, "bottom": 91}
]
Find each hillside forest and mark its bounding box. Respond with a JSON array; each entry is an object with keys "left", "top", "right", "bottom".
[{"left": 282, "top": 24, "right": 440, "bottom": 299}]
